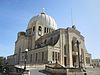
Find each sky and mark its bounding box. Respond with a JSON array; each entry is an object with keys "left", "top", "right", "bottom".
[{"left": 0, "top": 0, "right": 100, "bottom": 59}]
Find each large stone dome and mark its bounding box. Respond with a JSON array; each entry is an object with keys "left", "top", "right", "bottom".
[{"left": 27, "top": 12, "right": 57, "bottom": 29}]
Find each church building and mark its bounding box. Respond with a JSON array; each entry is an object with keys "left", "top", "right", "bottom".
[{"left": 7, "top": 11, "right": 91, "bottom": 68}]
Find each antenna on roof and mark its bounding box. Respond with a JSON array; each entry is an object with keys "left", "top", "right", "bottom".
[
  {"left": 71, "top": 8, "right": 76, "bottom": 29},
  {"left": 71, "top": 8, "right": 74, "bottom": 25}
]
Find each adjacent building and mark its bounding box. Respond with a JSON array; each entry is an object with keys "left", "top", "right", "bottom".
[
  {"left": 0, "top": 57, "right": 6, "bottom": 65},
  {"left": 7, "top": 55, "right": 15, "bottom": 65},
  {"left": 7, "top": 11, "right": 91, "bottom": 68},
  {"left": 92, "top": 59, "right": 100, "bottom": 67}
]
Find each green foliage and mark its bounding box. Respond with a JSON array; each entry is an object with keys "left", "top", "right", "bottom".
[{"left": 0, "top": 57, "right": 4, "bottom": 66}]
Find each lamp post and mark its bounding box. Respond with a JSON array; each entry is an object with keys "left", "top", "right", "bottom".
[{"left": 24, "top": 49, "right": 28, "bottom": 71}]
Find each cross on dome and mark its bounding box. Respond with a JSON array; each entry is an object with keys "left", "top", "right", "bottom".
[{"left": 41, "top": 8, "right": 46, "bottom": 14}]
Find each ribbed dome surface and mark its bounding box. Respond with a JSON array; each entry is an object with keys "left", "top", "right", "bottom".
[{"left": 27, "top": 12, "right": 57, "bottom": 29}]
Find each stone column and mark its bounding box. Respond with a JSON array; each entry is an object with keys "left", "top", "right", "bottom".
[{"left": 69, "top": 41, "right": 73, "bottom": 67}]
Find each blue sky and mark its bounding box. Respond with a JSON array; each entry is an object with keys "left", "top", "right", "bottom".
[{"left": 0, "top": 0, "right": 100, "bottom": 59}]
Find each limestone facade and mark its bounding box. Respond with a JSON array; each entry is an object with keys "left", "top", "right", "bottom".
[{"left": 7, "top": 11, "right": 91, "bottom": 68}]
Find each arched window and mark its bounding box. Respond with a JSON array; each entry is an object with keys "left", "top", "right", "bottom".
[
  {"left": 52, "top": 52, "right": 54, "bottom": 61},
  {"left": 44, "top": 27, "right": 46, "bottom": 33},
  {"left": 55, "top": 52, "right": 57, "bottom": 61},
  {"left": 33, "top": 26, "right": 35, "bottom": 32},
  {"left": 38, "top": 26, "right": 42, "bottom": 36},
  {"left": 38, "top": 26, "right": 42, "bottom": 31},
  {"left": 32, "top": 26, "right": 35, "bottom": 35},
  {"left": 64, "top": 45, "right": 67, "bottom": 55}
]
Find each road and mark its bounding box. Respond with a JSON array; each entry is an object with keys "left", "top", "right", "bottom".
[
  {"left": 30, "top": 69, "right": 50, "bottom": 75},
  {"left": 1, "top": 67, "right": 100, "bottom": 75},
  {"left": 86, "top": 67, "right": 100, "bottom": 75},
  {"left": 30, "top": 67, "right": 100, "bottom": 75}
]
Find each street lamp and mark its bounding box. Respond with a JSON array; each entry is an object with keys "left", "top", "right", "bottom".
[{"left": 24, "top": 49, "right": 28, "bottom": 71}]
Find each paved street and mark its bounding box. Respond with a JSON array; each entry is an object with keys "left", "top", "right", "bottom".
[
  {"left": 1, "top": 67, "right": 100, "bottom": 75},
  {"left": 30, "top": 69, "right": 50, "bottom": 75},
  {"left": 29, "top": 67, "right": 100, "bottom": 75},
  {"left": 86, "top": 67, "right": 100, "bottom": 75}
]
